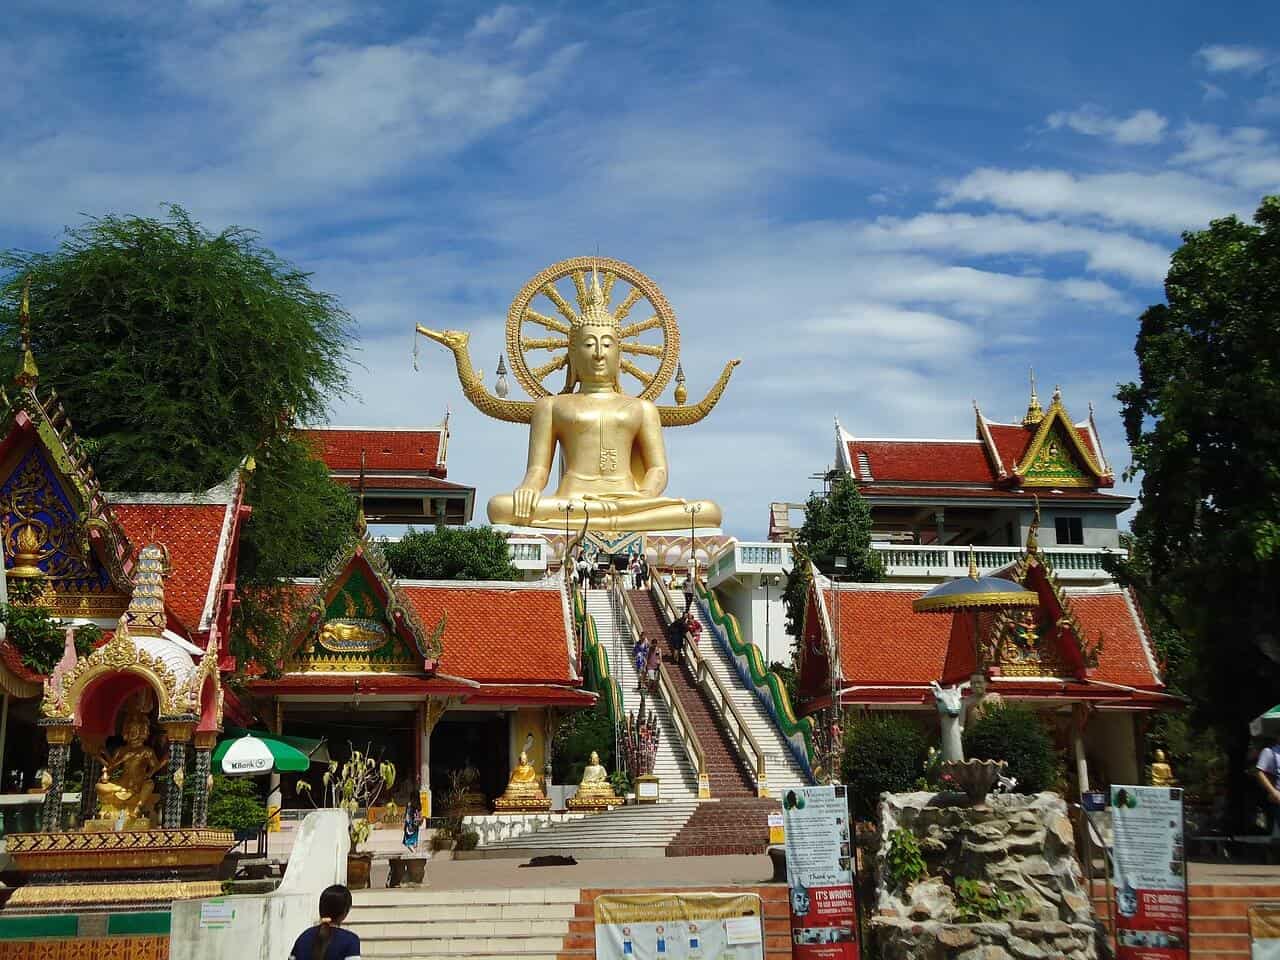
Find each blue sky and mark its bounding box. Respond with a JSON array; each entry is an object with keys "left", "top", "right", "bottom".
[{"left": 4, "top": 1, "right": 1280, "bottom": 538}]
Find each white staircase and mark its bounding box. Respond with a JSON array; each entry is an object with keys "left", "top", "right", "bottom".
[
  {"left": 349, "top": 886, "right": 579, "bottom": 958},
  {"left": 469, "top": 799, "right": 700, "bottom": 859},
  {"left": 676, "top": 593, "right": 811, "bottom": 795},
  {"left": 583, "top": 588, "right": 698, "bottom": 799}
]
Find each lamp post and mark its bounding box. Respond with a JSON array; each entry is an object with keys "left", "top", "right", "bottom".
[
  {"left": 560, "top": 502, "right": 574, "bottom": 571},
  {"left": 828, "top": 556, "right": 848, "bottom": 782},
  {"left": 684, "top": 502, "right": 703, "bottom": 587}
]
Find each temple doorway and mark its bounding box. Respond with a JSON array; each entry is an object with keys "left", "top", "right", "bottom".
[
  {"left": 431, "top": 713, "right": 509, "bottom": 808},
  {"left": 281, "top": 707, "right": 416, "bottom": 808}
]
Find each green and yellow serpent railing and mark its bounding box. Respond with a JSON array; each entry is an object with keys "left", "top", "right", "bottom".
[{"left": 693, "top": 579, "right": 815, "bottom": 779}]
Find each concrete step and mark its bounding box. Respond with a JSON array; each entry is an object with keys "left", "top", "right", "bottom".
[
  {"left": 584, "top": 590, "right": 697, "bottom": 799},
  {"left": 476, "top": 800, "right": 700, "bottom": 858}
]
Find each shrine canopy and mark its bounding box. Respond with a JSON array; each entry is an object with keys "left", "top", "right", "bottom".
[{"left": 794, "top": 522, "right": 1177, "bottom": 715}]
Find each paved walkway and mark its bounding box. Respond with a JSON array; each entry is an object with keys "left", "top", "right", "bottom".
[{"left": 368, "top": 853, "right": 779, "bottom": 890}]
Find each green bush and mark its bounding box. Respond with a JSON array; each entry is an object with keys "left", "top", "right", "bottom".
[
  {"left": 884, "top": 828, "right": 926, "bottom": 891},
  {"left": 552, "top": 700, "right": 616, "bottom": 784},
  {"left": 207, "top": 775, "right": 267, "bottom": 831},
  {"left": 963, "top": 705, "right": 1060, "bottom": 793},
  {"left": 428, "top": 831, "right": 452, "bottom": 852},
  {"left": 841, "top": 714, "right": 928, "bottom": 819},
  {"left": 455, "top": 829, "right": 480, "bottom": 851}
]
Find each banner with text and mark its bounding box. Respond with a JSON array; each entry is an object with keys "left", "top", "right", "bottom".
[
  {"left": 782, "top": 784, "right": 859, "bottom": 959},
  {"left": 593, "top": 891, "right": 764, "bottom": 959},
  {"left": 1110, "top": 785, "right": 1189, "bottom": 960}
]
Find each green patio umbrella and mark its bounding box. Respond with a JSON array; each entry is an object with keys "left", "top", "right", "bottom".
[
  {"left": 213, "top": 731, "right": 313, "bottom": 776},
  {"left": 1250, "top": 705, "right": 1280, "bottom": 737}
]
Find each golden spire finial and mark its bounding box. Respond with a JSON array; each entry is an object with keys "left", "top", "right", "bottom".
[
  {"left": 124, "top": 543, "right": 170, "bottom": 637},
  {"left": 967, "top": 544, "right": 979, "bottom": 579},
  {"left": 15, "top": 275, "right": 39, "bottom": 388},
  {"left": 356, "top": 448, "right": 368, "bottom": 536},
  {"left": 574, "top": 261, "right": 618, "bottom": 331},
  {"left": 1021, "top": 366, "right": 1044, "bottom": 428},
  {"left": 1026, "top": 495, "right": 1041, "bottom": 553}
]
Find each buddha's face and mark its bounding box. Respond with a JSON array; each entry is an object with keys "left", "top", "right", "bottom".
[
  {"left": 123, "top": 715, "right": 149, "bottom": 746},
  {"left": 590, "top": 751, "right": 600, "bottom": 764},
  {"left": 570, "top": 324, "right": 620, "bottom": 389}
]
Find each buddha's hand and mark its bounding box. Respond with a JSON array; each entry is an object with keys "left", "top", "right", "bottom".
[{"left": 512, "top": 486, "right": 540, "bottom": 523}]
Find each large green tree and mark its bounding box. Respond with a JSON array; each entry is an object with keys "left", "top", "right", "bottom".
[
  {"left": 0, "top": 206, "right": 358, "bottom": 668},
  {"left": 383, "top": 526, "right": 519, "bottom": 582},
  {"left": 1116, "top": 195, "right": 1280, "bottom": 824},
  {"left": 783, "top": 472, "right": 884, "bottom": 644},
  {"left": 0, "top": 206, "right": 352, "bottom": 490}
]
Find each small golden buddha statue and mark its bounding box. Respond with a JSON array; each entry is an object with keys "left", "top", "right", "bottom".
[
  {"left": 1150, "top": 749, "right": 1177, "bottom": 788},
  {"left": 492, "top": 750, "right": 550, "bottom": 813},
  {"left": 569, "top": 750, "right": 620, "bottom": 811},
  {"left": 93, "top": 705, "right": 165, "bottom": 829}
]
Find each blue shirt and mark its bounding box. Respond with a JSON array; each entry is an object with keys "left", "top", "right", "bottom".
[{"left": 289, "top": 925, "right": 360, "bottom": 960}]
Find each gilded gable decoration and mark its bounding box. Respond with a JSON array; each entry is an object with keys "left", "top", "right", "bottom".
[
  {"left": 289, "top": 511, "right": 444, "bottom": 675},
  {"left": 1013, "top": 387, "right": 1110, "bottom": 489},
  {"left": 1, "top": 287, "right": 134, "bottom": 617}
]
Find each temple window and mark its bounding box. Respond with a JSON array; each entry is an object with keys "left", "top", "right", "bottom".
[{"left": 1054, "top": 516, "right": 1084, "bottom": 545}]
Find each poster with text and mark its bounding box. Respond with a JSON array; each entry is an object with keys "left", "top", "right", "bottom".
[
  {"left": 782, "top": 784, "right": 859, "bottom": 960},
  {"left": 594, "top": 891, "right": 765, "bottom": 959},
  {"left": 1110, "top": 785, "right": 1189, "bottom": 960}
]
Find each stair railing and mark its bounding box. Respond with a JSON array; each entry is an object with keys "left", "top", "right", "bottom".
[
  {"left": 611, "top": 573, "right": 711, "bottom": 799},
  {"left": 652, "top": 575, "right": 770, "bottom": 798}
]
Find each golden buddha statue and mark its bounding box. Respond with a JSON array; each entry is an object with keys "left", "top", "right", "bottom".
[
  {"left": 569, "top": 750, "right": 620, "bottom": 811},
  {"left": 415, "top": 257, "right": 738, "bottom": 534},
  {"left": 1150, "top": 749, "right": 1177, "bottom": 788},
  {"left": 493, "top": 750, "right": 551, "bottom": 813},
  {"left": 92, "top": 702, "right": 165, "bottom": 829}
]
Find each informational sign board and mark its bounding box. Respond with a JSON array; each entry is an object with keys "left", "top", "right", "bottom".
[
  {"left": 593, "top": 891, "right": 764, "bottom": 959},
  {"left": 1110, "top": 785, "right": 1189, "bottom": 960},
  {"left": 782, "top": 785, "right": 859, "bottom": 959}
]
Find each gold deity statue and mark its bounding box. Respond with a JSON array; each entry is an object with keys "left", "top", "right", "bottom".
[
  {"left": 93, "top": 696, "right": 165, "bottom": 828},
  {"left": 415, "top": 257, "right": 739, "bottom": 533},
  {"left": 569, "top": 750, "right": 619, "bottom": 810},
  {"left": 493, "top": 750, "right": 550, "bottom": 813},
  {"left": 1150, "top": 749, "right": 1177, "bottom": 788}
]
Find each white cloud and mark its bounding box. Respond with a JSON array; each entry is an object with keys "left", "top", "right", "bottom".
[
  {"left": 859, "top": 212, "right": 1170, "bottom": 283},
  {"left": 1046, "top": 105, "right": 1168, "bottom": 145},
  {"left": 941, "top": 167, "right": 1250, "bottom": 233},
  {"left": 1196, "top": 44, "right": 1270, "bottom": 74},
  {"left": 1173, "top": 122, "right": 1280, "bottom": 192}
]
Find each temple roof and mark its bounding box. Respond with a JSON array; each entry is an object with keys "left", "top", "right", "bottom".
[
  {"left": 836, "top": 385, "right": 1124, "bottom": 501},
  {"left": 299, "top": 425, "right": 447, "bottom": 476},
  {"left": 257, "top": 575, "right": 579, "bottom": 696},
  {"left": 399, "top": 579, "right": 577, "bottom": 685},
  {"left": 108, "top": 474, "right": 246, "bottom": 639},
  {"left": 808, "top": 578, "right": 1168, "bottom": 708}
]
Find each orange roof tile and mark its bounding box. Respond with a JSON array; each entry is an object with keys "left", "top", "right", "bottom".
[
  {"left": 848, "top": 440, "right": 995, "bottom": 484},
  {"left": 112, "top": 502, "right": 231, "bottom": 632},
  {"left": 300, "top": 428, "right": 444, "bottom": 475},
  {"left": 400, "top": 583, "right": 574, "bottom": 684},
  {"left": 825, "top": 584, "right": 1162, "bottom": 693}
]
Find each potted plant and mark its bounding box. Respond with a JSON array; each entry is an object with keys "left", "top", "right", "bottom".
[{"left": 298, "top": 743, "right": 395, "bottom": 889}]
